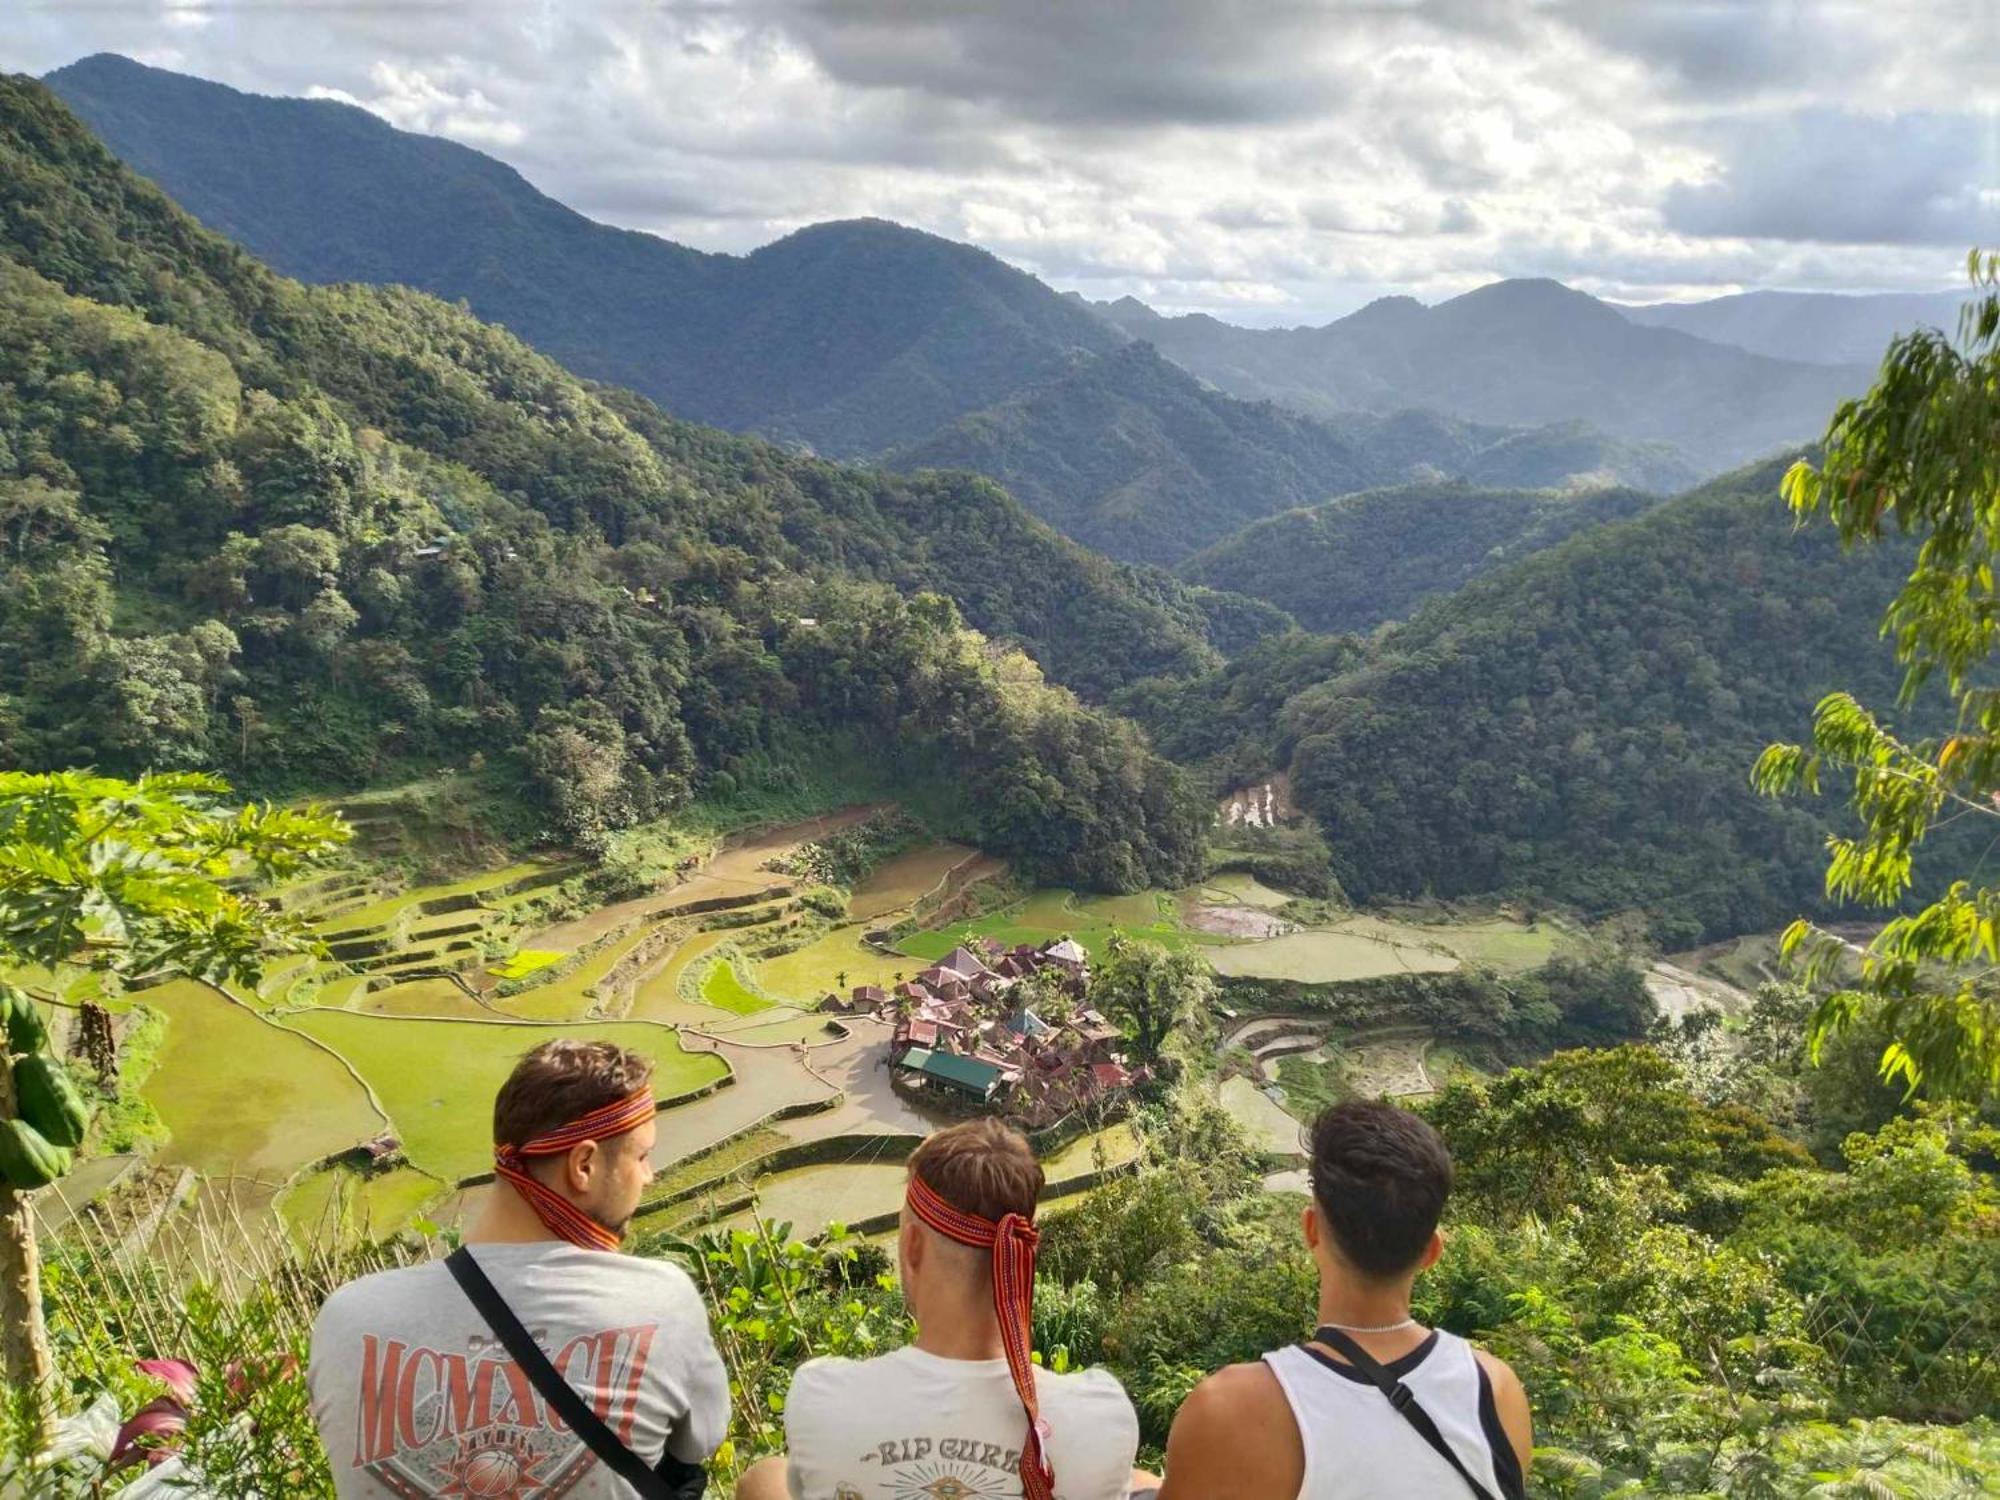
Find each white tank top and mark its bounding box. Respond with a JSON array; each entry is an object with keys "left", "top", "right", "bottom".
[{"left": 1262, "top": 1331, "right": 1522, "bottom": 1500}]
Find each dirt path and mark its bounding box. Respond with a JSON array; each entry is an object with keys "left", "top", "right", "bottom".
[{"left": 772, "top": 1015, "right": 944, "bottom": 1142}]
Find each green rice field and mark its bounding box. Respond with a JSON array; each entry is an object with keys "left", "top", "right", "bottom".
[
  {"left": 750, "top": 927, "right": 913, "bottom": 1002},
  {"left": 699, "top": 957, "right": 777, "bottom": 1016},
  {"left": 96, "top": 818, "right": 1590, "bottom": 1251},
  {"left": 278, "top": 1164, "right": 445, "bottom": 1248},
  {"left": 278, "top": 1012, "right": 727, "bottom": 1181},
  {"left": 899, "top": 888, "right": 1208, "bottom": 964},
  {"left": 143, "top": 982, "right": 383, "bottom": 1179},
  {"left": 1208, "top": 928, "right": 1459, "bottom": 982},
  {"left": 491, "top": 923, "right": 659, "bottom": 1021}
]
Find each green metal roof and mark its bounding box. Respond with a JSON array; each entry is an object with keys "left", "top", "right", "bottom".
[
  {"left": 918, "top": 1051, "right": 1005, "bottom": 1092},
  {"left": 899, "top": 1046, "right": 935, "bottom": 1068}
]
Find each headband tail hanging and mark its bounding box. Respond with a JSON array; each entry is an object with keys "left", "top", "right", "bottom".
[{"left": 907, "top": 1176, "right": 1054, "bottom": 1500}]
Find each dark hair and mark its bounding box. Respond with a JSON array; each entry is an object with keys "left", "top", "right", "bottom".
[
  {"left": 493, "top": 1039, "right": 654, "bottom": 1149},
  {"left": 907, "top": 1117, "right": 1044, "bottom": 1222},
  {"left": 1308, "top": 1100, "right": 1453, "bottom": 1278}
]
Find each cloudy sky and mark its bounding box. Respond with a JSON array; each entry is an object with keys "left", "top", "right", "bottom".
[{"left": 7, "top": 1, "right": 1997, "bottom": 323}]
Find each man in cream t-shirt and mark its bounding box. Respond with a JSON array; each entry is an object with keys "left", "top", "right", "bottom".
[{"left": 737, "top": 1118, "right": 1142, "bottom": 1500}]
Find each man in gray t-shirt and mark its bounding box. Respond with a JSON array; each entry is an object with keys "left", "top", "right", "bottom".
[{"left": 309, "top": 1040, "right": 730, "bottom": 1498}]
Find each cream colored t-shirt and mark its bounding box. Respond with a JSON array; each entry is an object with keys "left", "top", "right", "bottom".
[{"left": 783, "top": 1346, "right": 1138, "bottom": 1500}]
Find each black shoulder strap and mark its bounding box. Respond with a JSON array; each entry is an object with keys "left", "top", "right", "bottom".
[
  {"left": 1307, "top": 1327, "right": 1501, "bottom": 1500},
  {"left": 445, "top": 1246, "right": 684, "bottom": 1500}
]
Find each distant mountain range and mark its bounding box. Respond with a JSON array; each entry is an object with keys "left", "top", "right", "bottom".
[
  {"left": 41, "top": 54, "right": 1126, "bottom": 461},
  {"left": 1091, "top": 283, "right": 1870, "bottom": 474},
  {"left": 1618, "top": 289, "right": 1971, "bottom": 366},
  {"left": 42, "top": 52, "right": 1948, "bottom": 580}
]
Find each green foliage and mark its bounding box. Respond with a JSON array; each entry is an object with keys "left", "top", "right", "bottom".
[
  {"left": 0, "top": 770, "right": 346, "bottom": 993},
  {"left": 1090, "top": 934, "right": 1216, "bottom": 1061},
  {"left": 1179, "top": 481, "right": 1662, "bottom": 634},
  {"left": 0, "top": 75, "right": 1210, "bottom": 891},
  {"left": 1755, "top": 252, "right": 2000, "bottom": 1098},
  {"left": 1229, "top": 458, "right": 1939, "bottom": 944},
  {"left": 1426, "top": 1046, "right": 1811, "bottom": 1230},
  {"left": 1223, "top": 953, "right": 1658, "bottom": 1059}
]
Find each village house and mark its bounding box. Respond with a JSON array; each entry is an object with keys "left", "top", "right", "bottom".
[{"left": 863, "top": 937, "right": 1148, "bottom": 1127}]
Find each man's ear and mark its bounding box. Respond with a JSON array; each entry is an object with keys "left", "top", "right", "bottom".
[
  {"left": 900, "top": 1216, "right": 925, "bottom": 1275},
  {"left": 1301, "top": 1203, "right": 1320, "bottom": 1252},
  {"left": 1416, "top": 1227, "right": 1444, "bottom": 1273},
  {"left": 563, "top": 1138, "right": 599, "bottom": 1194}
]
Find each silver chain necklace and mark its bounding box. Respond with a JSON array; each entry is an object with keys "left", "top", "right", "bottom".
[{"left": 1321, "top": 1317, "right": 1418, "bottom": 1334}]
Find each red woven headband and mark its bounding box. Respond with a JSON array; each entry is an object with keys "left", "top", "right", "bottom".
[
  {"left": 494, "top": 1086, "right": 656, "bottom": 1252},
  {"left": 906, "top": 1173, "right": 1052, "bottom": 1500}
]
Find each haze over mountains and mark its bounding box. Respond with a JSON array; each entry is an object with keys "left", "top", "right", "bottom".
[
  {"left": 1619, "top": 289, "right": 1973, "bottom": 366},
  {"left": 1091, "top": 284, "right": 1870, "bottom": 474},
  {"left": 42, "top": 51, "right": 1944, "bottom": 578}
]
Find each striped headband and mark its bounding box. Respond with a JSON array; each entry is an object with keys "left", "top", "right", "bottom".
[
  {"left": 906, "top": 1173, "right": 1052, "bottom": 1500},
  {"left": 494, "top": 1086, "right": 657, "bottom": 1252}
]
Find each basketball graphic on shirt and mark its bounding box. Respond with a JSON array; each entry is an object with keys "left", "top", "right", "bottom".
[{"left": 440, "top": 1428, "right": 553, "bottom": 1497}]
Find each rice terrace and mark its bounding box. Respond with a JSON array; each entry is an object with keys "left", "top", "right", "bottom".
[{"left": 17, "top": 775, "right": 1612, "bottom": 1267}]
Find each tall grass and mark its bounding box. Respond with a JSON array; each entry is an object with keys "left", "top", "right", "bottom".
[{"left": 3, "top": 1185, "right": 425, "bottom": 1495}]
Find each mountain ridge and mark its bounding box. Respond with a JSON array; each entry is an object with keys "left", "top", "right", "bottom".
[
  {"left": 1091, "top": 283, "right": 1868, "bottom": 475},
  {"left": 888, "top": 342, "right": 1693, "bottom": 564}
]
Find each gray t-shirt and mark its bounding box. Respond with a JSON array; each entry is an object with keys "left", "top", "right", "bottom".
[
  {"left": 309, "top": 1242, "right": 729, "bottom": 1498},
  {"left": 783, "top": 1346, "right": 1139, "bottom": 1500}
]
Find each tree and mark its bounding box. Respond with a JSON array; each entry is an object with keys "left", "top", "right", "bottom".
[
  {"left": 1755, "top": 251, "right": 2000, "bottom": 1098},
  {"left": 1090, "top": 934, "right": 1213, "bottom": 1062},
  {"left": 0, "top": 771, "right": 346, "bottom": 1424}
]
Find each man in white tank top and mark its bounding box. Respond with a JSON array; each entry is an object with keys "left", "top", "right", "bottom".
[
  {"left": 1154, "top": 1100, "right": 1531, "bottom": 1500},
  {"left": 736, "top": 1118, "right": 1144, "bottom": 1500}
]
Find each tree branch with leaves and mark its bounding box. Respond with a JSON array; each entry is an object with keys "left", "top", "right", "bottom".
[
  {"left": 1755, "top": 249, "right": 2000, "bottom": 1099},
  {"left": 0, "top": 770, "right": 347, "bottom": 1431}
]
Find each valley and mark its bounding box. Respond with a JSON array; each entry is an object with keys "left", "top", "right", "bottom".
[
  {"left": 49, "top": 790, "right": 1583, "bottom": 1263},
  {"left": 1, "top": 41, "right": 1994, "bottom": 1497}
]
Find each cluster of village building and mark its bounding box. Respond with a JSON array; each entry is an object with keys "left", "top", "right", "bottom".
[{"left": 835, "top": 937, "right": 1147, "bottom": 1126}]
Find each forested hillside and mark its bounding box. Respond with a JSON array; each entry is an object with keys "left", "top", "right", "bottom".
[
  {"left": 888, "top": 343, "right": 1688, "bottom": 565},
  {"left": 1177, "top": 482, "right": 1661, "bottom": 632},
  {"left": 43, "top": 53, "right": 1127, "bottom": 459},
  {"left": 0, "top": 75, "right": 1210, "bottom": 889},
  {"left": 1094, "top": 281, "right": 1867, "bottom": 476},
  {"left": 1130, "top": 459, "right": 1946, "bottom": 940}
]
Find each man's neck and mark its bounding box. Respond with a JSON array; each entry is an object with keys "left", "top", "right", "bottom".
[
  {"left": 465, "top": 1180, "right": 590, "bottom": 1247},
  {"left": 1313, "top": 1271, "right": 1426, "bottom": 1356},
  {"left": 910, "top": 1288, "right": 1006, "bottom": 1361}
]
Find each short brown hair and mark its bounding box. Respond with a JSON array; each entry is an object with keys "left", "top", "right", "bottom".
[
  {"left": 1309, "top": 1100, "right": 1453, "bottom": 1278},
  {"left": 494, "top": 1039, "right": 654, "bottom": 1149},
  {"left": 907, "top": 1118, "right": 1044, "bottom": 1222}
]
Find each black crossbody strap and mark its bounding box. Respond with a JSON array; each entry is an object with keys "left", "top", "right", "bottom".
[
  {"left": 445, "top": 1247, "right": 676, "bottom": 1500},
  {"left": 1307, "top": 1327, "right": 1499, "bottom": 1500}
]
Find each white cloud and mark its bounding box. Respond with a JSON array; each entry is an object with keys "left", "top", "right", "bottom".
[{"left": 7, "top": 0, "right": 1996, "bottom": 321}]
